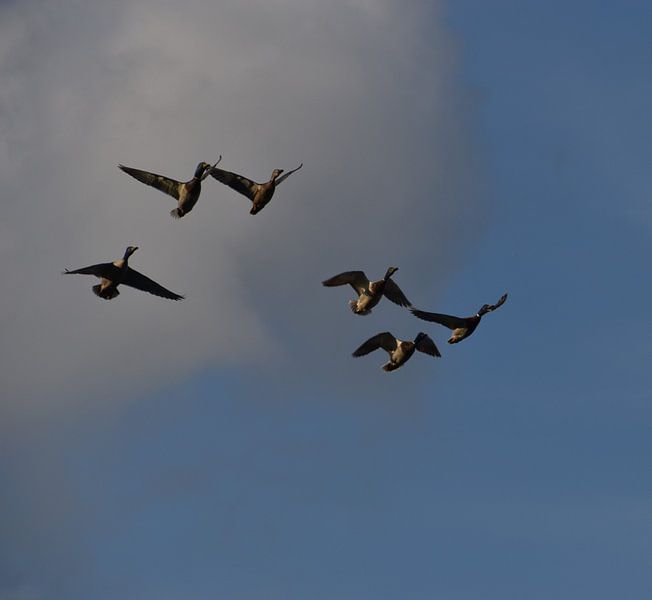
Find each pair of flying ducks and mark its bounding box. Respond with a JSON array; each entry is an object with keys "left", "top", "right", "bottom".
[
  {"left": 65, "top": 160, "right": 303, "bottom": 299},
  {"left": 118, "top": 159, "right": 303, "bottom": 218},
  {"left": 322, "top": 267, "right": 507, "bottom": 372}
]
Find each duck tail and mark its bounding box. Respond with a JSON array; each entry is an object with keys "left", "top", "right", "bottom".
[
  {"left": 348, "top": 300, "right": 359, "bottom": 314},
  {"left": 92, "top": 285, "right": 119, "bottom": 300},
  {"left": 170, "top": 208, "right": 184, "bottom": 219},
  {"left": 383, "top": 362, "right": 399, "bottom": 372}
]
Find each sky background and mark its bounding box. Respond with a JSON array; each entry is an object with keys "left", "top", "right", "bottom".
[{"left": 1, "top": 1, "right": 651, "bottom": 598}]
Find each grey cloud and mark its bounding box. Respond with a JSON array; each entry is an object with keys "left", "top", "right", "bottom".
[{"left": 0, "top": 0, "right": 486, "bottom": 410}]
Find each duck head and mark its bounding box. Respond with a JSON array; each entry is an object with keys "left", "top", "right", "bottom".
[
  {"left": 123, "top": 245, "right": 139, "bottom": 259},
  {"left": 477, "top": 303, "right": 491, "bottom": 317},
  {"left": 194, "top": 162, "right": 211, "bottom": 178},
  {"left": 383, "top": 266, "right": 399, "bottom": 281},
  {"left": 271, "top": 168, "right": 284, "bottom": 181}
]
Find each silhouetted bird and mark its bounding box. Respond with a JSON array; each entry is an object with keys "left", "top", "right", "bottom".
[
  {"left": 410, "top": 293, "right": 508, "bottom": 343},
  {"left": 64, "top": 246, "right": 183, "bottom": 300}
]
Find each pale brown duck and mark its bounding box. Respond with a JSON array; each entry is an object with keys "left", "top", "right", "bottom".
[
  {"left": 322, "top": 267, "right": 410, "bottom": 315},
  {"left": 209, "top": 163, "right": 303, "bottom": 215},
  {"left": 118, "top": 158, "right": 221, "bottom": 219},
  {"left": 352, "top": 332, "right": 441, "bottom": 372}
]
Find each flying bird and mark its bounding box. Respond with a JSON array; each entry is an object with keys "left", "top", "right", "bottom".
[
  {"left": 410, "top": 293, "right": 508, "bottom": 343},
  {"left": 352, "top": 332, "right": 441, "bottom": 372},
  {"left": 322, "top": 267, "right": 410, "bottom": 315},
  {"left": 118, "top": 157, "right": 221, "bottom": 219},
  {"left": 64, "top": 246, "right": 183, "bottom": 301},
  {"left": 209, "top": 162, "right": 303, "bottom": 215}
]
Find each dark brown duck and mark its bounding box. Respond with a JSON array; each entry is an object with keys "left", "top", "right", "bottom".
[
  {"left": 64, "top": 246, "right": 183, "bottom": 301},
  {"left": 410, "top": 293, "right": 508, "bottom": 343}
]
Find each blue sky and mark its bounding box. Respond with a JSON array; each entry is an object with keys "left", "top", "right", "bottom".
[{"left": 1, "top": 1, "right": 651, "bottom": 599}]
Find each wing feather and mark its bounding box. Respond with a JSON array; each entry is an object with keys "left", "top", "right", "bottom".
[
  {"left": 209, "top": 167, "right": 259, "bottom": 201},
  {"left": 275, "top": 163, "right": 303, "bottom": 186},
  {"left": 118, "top": 165, "right": 182, "bottom": 200},
  {"left": 410, "top": 307, "right": 467, "bottom": 330},
  {"left": 64, "top": 262, "right": 116, "bottom": 277},
  {"left": 486, "top": 293, "right": 508, "bottom": 312},
  {"left": 352, "top": 332, "right": 398, "bottom": 357},
  {"left": 322, "top": 271, "right": 369, "bottom": 295},
  {"left": 121, "top": 267, "right": 184, "bottom": 300},
  {"left": 415, "top": 334, "right": 441, "bottom": 357},
  {"left": 383, "top": 279, "right": 411, "bottom": 307}
]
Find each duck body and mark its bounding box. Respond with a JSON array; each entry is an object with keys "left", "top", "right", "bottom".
[
  {"left": 64, "top": 246, "right": 184, "bottom": 301},
  {"left": 351, "top": 277, "right": 388, "bottom": 315},
  {"left": 447, "top": 317, "right": 480, "bottom": 344},
  {"left": 322, "top": 267, "right": 410, "bottom": 316},
  {"left": 352, "top": 331, "right": 440, "bottom": 372},
  {"left": 209, "top": 163, "right": 302, "bottom": 215},
  {"left": 383, "top": 339, "right": 417, "bottom": 372},
  {"left": 95, "top": 256, "right": 130, "bottom": 299},
  {"left": 88, "top": 248, "right": 135, "bottom": 299},
  {"left": 410, "top": 293, "right": 508, "bottom": 343},
  {"left": 250, "top": 179, "right": 277, "bottom": 215},
  {"left": 175, "top": 176, "right": 203, "bottom": 218},
  {"left": 118, "top": 159, "right": 220, "bottom": 219}
]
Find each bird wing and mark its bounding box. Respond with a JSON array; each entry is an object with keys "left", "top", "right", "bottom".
[
  {"left": 383, "top": 279, "right": 411, "bottom": 307},
  {"left": 321, "top": 271, "right": 370, "bottom": 295},
  {"left": 209, "top": 167, "right": 259, "bottom": 201},
  {"left": 416, "top": 334, "right": 441, "bottom": 357},
  {"left": 352, "top": 332, "right": 398, "bottom": 357},
  {"left": 486, "top": 293, "right": 508, "bottom": 312},
  {"left": 275, "top": 163, "right": 303, "bottom": 186},
  {"left": 121, "top": 267, "right": 184, "bottom": 300},
  {"left": 118, "top": 165, "right": 181, "bottom": 200},
  {"left": 64, "top": 262, "right": 116, "bottom": 277},
  {"left": 410, "top": 307, "right": 467, "bottom": 330}
]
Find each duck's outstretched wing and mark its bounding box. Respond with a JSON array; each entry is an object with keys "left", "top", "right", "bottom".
[
  {"left": 322, "top": 271, "right": 370, "bottom": 296},
  {"left": 118, "top": 165, "right": 181, "bottom": 200},
  {"left": 209, "top": 167, "right": 259, "bottom": 201},
  {"left": 486, "top": 293, "right": 508, "bottom": 312},
  {"left": 410, "top": 307, "right": 467, "bottom": 330},
  {"left": 275, "top": 163, "right": 303, "bottom": 186},
  {"left": 121, "top": 268, "right": 184, "bottom": 300},
  {"left": 415, "top": 333, "right": 441, "bottom": 357},
  {"left": 64, "top": 262, "right": 116, "bottom": 277},
  {"left": 383, "top": 280, "right": 411, "bottom": 307},
  {"left": 352, "top": 332, "right": 398, "bottom": 357}
]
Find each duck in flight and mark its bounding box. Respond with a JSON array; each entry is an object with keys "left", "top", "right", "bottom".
[
  {"left": 209, "top": 162, "right": 303, "bottom": 215},
  {"left": 322, "top": 267, "right": 410, "bottom": 315},
  {"left": 118, "top": 158, "right": 221, "bottom": 219},
  {"left": 410, "top": 293, "right": 508, "bottom": 343},
  {"left": 64, "top": 246, "right": 183, "bottom": 301},
  {"left": 352, "top": 332, "right": 441, "bottom": 372}
]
